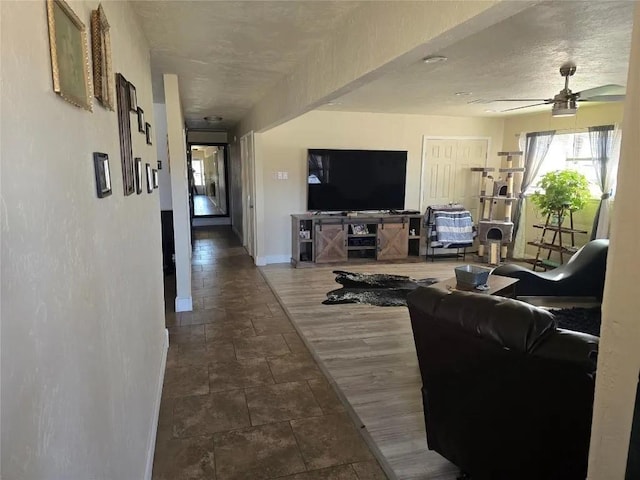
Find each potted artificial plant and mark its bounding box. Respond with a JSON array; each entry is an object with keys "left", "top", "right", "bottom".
[{"left": 530, "top": 170, "right": 591, "bottom": 224}]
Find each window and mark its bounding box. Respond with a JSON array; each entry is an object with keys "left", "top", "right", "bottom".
[{"left": 525, "top": 131, "right": 603, "bottom": 198}]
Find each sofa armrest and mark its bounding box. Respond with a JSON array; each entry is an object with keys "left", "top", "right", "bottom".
[{"left": 532, "top": 328, "right": 599, "bottom": 373}]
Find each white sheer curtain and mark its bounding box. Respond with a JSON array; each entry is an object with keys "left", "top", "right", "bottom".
[
  {"left": 590, "top": 125, "right": 622, "bottom": 239},
  {"left": 512, "top": 130, "right": 556, "bottom": 259}
]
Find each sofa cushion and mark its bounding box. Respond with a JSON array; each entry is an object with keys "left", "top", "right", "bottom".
[{"left": 409, "top": 286, "right": 556, "bottom": 353}]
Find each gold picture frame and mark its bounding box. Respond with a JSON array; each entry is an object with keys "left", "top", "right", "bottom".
[
  {"left": 46, "top": 0, "right": 93, "bottom": 111},
  {"left": 91, "top": 4, "right": 114, "bottom": 110}
]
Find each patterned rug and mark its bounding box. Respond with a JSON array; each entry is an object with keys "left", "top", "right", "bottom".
[
  {"left": 552, "top": 307, "right": 601, "bottom": 337},
  {"left": 322, "top": 270, "right": 438, "bottom": 307}
]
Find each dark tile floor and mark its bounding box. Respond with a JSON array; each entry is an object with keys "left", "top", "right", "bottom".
[{"left": 153, "top": 227, "right": 387, "bottom": 480}]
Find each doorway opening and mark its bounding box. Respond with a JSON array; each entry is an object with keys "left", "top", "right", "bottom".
[{"left": 188, "top": 143, "right": 230, "bottom": 218}]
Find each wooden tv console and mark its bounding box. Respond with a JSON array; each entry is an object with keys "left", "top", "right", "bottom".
[{"left": 291, "top": 212, "right": 423, "bottom": 267}]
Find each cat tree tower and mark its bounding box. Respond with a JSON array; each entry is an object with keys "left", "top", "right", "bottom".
[{"left": 471, "top": 151, "right": 525, "bottom": 265}]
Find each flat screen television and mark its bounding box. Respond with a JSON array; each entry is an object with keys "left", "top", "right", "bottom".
[{"left": 307, "top": 149, "right": 407, "bottom": 212}]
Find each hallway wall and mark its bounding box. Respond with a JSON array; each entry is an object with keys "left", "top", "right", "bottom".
[{"left": 1, "top": 1, "right": 166, "bottom": 479}]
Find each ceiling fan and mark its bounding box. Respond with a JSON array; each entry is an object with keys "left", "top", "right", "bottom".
[{"left": 487, "top": 64, "right": 625, "bottom": 116}]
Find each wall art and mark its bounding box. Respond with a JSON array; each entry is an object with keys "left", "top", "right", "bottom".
[
  {"left": 47, "top": 0, "right": 93, "bottom": 111},
  {"left": 134, "top": 157, "right": 142, "bottom": 194},
  {"left": 90, "top": 4, "right": 113, "bottom": 110},
  {"left": 146, "top": 163, "right": 153, "bottom": 193},
  {"left": 93, "top": 152, "right": 112, "bottom": 198},
  {"left": 137, "top": 107, "right": 145, "bottom": 133},
  {"left": 116, "top": 73, "right": 134, "bottom": 195},
  {"left": 128, "top": 82, "right": 137, "bottom": 112},
  {"left": 145, "top": 122, "right": 153, "bottom": 145}
]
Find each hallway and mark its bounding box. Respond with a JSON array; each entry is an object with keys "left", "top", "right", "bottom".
[
  {"left": 193, "top": 194, "right": 225, "bottom": 216},
  {"left": 153, "top": 227, "right": 386, "bottom": 480}
]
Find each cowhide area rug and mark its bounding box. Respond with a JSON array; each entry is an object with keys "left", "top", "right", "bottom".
[
  {"left": 322, "top": 270, "right": 438, "bottom": 307},
  {"left": 322, "top": 271, "right": 602, "bottom": 336}
]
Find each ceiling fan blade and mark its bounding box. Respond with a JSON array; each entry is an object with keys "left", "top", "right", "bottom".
[
  {"left": 490, "top": 98, "right": 550, "bottom": 102},
  {"left": 578, "top": 94, "right": 626, "bottom": 103},
  {"left": 577, "top": 84, "right": 625, "bottom": 99},
  {"left": 500, "top": 102, "right": 549, "bottom": 112}
]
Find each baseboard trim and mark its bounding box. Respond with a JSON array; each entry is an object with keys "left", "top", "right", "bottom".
[
  {"left": 144, "top": 328, "right": 169, "bottom": 480},
  {"left": 256, "top": 254, "right": 290, "bottom": 266},
  {"left": 265, "top": 254, "right": 290, "bottom": 265},
  {"left": 175, "top": 296, "right": 193, "bottom": 312}
]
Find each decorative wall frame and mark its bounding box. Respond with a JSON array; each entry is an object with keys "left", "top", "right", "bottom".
[
  {"left": 145, "top": 122, "right": 153, "bottom": 145},
  {"left": 134, "top": 157, "right": 143, "bottom": 194},
  {"left": 47, "top": 0, "right": 93, "bottom": 111},
  {"left": 93, "top": 152, "right": 112, "bottom": 198},
  {"left": 128, "top": 82, "right": 137, "bottom": 112},
  {"left": 153, "top": 169, "right": 159, "bottom": 189},
  {"left": 90, "top": 4, "right": 113, "bottom": 110},
  {"left": 116, "top": 73, "right": 135, "bottom": 195},
  {"left": 146, "top": 163, "right": 153, "bottom": 193},
  {"left": 157, "top": 160, "right": 162, "bottom": 170},
  {"left": 137, "top": 107, "right": 145, "bottom": 133}
]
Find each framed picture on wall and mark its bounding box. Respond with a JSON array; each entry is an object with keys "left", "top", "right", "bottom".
[
  {"left": 115, "top": 73, "right": 134, "bottom": 195},
  {"left": 145, "top": 122, "right": 152, "bottom": 145},
  {"left": 128, "top": 81, "right": 137, "bottom": 112},
  {"left": 146, "top": 163, "right": 153, "bottom": 193},
  {"left": 93, "top": 152, "right": 112, "bottom": 198},
  {"left": 90, "top": 4, "right": 113, "bottom": 110},
  {"left": 137, "top": 107, "right": 145, "bottom": 133},
  {"left": 134, "top": 157, "right": 142, "bottom": 194},
  {"left": 47, "top": 0, "right": 93, "bottom": 111}
]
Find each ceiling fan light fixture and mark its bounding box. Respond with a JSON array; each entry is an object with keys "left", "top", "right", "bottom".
[
  {"left": 204, "top": 115, "right": 223, "bottom": 123},
  {"left": 552, "top": 97, "right": 578, "bottom": 117},
  {"left": 422, "top": 55, "right": 448, "bottom": 64}
]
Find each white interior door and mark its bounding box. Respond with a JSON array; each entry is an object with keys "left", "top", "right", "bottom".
[
  {"left": 240, "top": 132, "right": 256, "bottom": 258},
  {"left": 421, "top": 137, "right": 488, "bottom": 221}
]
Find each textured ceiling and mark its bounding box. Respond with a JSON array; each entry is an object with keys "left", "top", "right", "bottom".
[
  {"left": 320, "top": 1, "right": 634, "bottom": 117},
  {"left": 130, "top": 1, "right": 364, "bottom": 129},
  {"left": 132, "top": 1, "right": 634, "bottom": 130}
]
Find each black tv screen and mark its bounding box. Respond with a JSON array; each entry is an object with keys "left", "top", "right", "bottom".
[{"left": 307, "top": 149, "right": 407, "bottom": 212}]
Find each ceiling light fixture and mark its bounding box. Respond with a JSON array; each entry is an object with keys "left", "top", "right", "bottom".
[
  {"left": 455, "top": 91, "right": 472, "bottom": 96},
  {"left": 204, "top": 115, "right": 223, "bottom": 123},
  {"left": 484, "top": 109, "right": 498, "bottom": 113},
  {"left": 422, "top": 55, "right": 448, "bottom": 64},
  {"left": 552, "top": 98, "right": 578, "bottom": 117}
]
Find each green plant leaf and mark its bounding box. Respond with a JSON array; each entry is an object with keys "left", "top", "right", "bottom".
[{"left": 530, "top": 170, "right": 591, "bottom": 216}]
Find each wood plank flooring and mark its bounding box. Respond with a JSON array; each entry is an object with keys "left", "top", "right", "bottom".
[{"left": 260, "top": 261, "right": 473, "bottom": 480}]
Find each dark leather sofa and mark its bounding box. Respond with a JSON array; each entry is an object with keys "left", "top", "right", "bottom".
[
  {"left": 492, "top": 239, "right": 609, "bottom": 299},
  {"left": 407, "top": 286, "right": 599, "bottom": 480}
]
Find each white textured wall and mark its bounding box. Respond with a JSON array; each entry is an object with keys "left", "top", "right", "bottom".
[
  {"left": 256, "top": 110, "right": 504, "bottom": 263},
  {"left": 164, "top": 74, "right": 192, "bottom": 312},
  {"left": 153, "top": 102, "right": 172, "bottom": 210},
  {"left": 588, "top": 3, "right": 640, "bottom": 478},
  {"left": 0, "top": 1, "right": 166, "bottom": 479}
]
